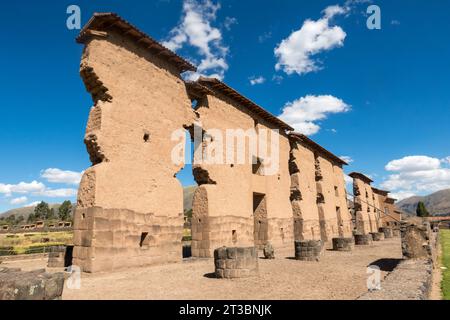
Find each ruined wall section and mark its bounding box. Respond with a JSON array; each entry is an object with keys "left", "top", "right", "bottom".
[
  {"left": 74, "top": 32, "right": 195, "bottom": 272},
  {"left": 191, "top": 92, "right": 293, "bottom": 257},
  {"left": 332, "top": 165, "right": 353, "bottom": 237}
]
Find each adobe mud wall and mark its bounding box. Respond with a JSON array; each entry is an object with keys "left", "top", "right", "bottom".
[
  {"left": 189, "top": 79, "right": 294, "bottom": 257},
  {"left": 73, "top": 13, "right": 392, "bottom": 272},
  {"left": 350, "top": 173, "right": 380, "bottom": 235},
  {"left": 289, "top": 134, "right": 353, "bottom": 243}
]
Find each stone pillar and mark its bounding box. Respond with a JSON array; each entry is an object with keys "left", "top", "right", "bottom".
[
  {"left": 332, "top": 237, "right": 354, "bottom": 251},
  {"left": 214, "top": 247, "right": 258, "bottom": 279},
  {"left": 294, "top": 240, "right": 322, "bottom": 261}
]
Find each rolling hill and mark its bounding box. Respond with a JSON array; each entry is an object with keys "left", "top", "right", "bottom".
[{"left": 397, "top": 189, "right": 450, "bottom": 216}]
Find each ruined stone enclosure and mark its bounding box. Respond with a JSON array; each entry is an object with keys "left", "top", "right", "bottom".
[{"left": 73, "top": 13, "right": 354, "bottom": 272}]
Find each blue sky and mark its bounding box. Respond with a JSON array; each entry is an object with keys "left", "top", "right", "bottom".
[{"left": 1, "top": 0, "right": 450, "bottom": 212}]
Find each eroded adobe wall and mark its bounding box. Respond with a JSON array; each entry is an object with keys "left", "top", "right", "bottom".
[
  {"left": 191, "top": 92, "right": 293, "bottom": 257},
  {"left": 289, "top": 142, "right": 321, "bottom": 240},
  {"left": 315, "top": 156, "right": 352, "bottom": 241},
  {"left": 74, "top": 31, "right": 194, "bottom": 272}
]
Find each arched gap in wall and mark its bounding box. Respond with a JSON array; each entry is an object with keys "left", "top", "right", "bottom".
[{"left": 174, "top": 129, "right": 197, "bottom": 258}]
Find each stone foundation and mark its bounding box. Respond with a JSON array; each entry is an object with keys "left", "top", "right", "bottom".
[
  {"left": 73, "top": 207, "right": 183, "bottom": 273},
  {"left": 354, "top": 234, "right": 372, "bottom": 245},
  {"left": 379, "top": 227, "right": 393, "bottom": 239},
  {"left": 393, "top": 229, "right": 401, "bottom": 237},
  {"left": 294, "top": 240, "right": 322, "bottom": 261},
  {"left": 214, "top": 247, "right": 258, "bottom": 279},
  {"left": 332, "top": 237, "right": 354, "bottom": 251},
  {"left": 0, "top": 267, "right": 65, "bottom": 300}
]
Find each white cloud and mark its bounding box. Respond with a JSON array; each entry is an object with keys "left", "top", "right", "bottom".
[
  {"left": 26, "top": 201, "right": 41, "bottom": 207},
  {"left": 441, "top": 156, "right": 450, "bottom": 165},
  {"left": 249, "top": 76, "right": 266, "bottom": 86},
  {"left": 274, "top": 5, "right": 347, "bottom": 76},
  {"left": 385, "top": 156, "right": 441, "bottom": 172},
  {"left": 258, "top": 31, "right": 272, "bottom": 43},
  {"left": 278, "top": 95, "right": 350, "bottom": 135},
  {"left": 163, "top": 0, "right": 229, "bottom": 80},
  {"left": 381, "top": 155, "right": 450, "bottom": 200},
  {"left": 0, "top": 181, "right": 46, "bottom": 197},
  {"left": 41, "top": 168, "right": 83, "bottom": 185},
  {"left": 339, "top": 156, "right": 354, "bottom": 164},
  {"left": 10, "top": 196, "right": 28, "bottom": 205},
  {"left": 38, "top": 188, "right": 78, "bottom": 198}
]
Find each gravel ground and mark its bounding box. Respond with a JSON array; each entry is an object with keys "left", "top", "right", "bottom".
[
  {"left": 358, "top": 259, "right": 432, "bottom": 300},
  {"left": 2, "top": 238, "right": 402, "bottom": 300}
]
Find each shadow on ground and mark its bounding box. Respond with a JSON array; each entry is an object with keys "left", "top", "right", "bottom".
[{"left": 368, "top": 258, "right": 403, "bottom": 272}]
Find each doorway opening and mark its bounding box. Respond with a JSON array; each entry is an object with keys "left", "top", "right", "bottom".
[{"left": 253, "top": 192, "right": 268, "bottom": 249}]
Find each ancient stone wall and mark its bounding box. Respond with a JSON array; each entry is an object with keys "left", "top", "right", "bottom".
[
  {"left": 289, "top": 142, "right": 321, "bottom": 240},
  {"left": 351, "top": 173, "right": 380, "bottom": 235}
]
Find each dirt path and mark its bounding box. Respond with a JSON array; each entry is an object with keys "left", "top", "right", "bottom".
[{"left": 3, "top": 238, "right": 402, "bottom": 300}]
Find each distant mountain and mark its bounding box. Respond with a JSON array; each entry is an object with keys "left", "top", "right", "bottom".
[
  {"left": 0, "top": 203, "right": 66, "bottom": 220},
  {"left": 397, "top": 189, "right": 450, "bottom": 216},
  {"left": 183, "top": 186, "right": 197, "bottom": 212}
]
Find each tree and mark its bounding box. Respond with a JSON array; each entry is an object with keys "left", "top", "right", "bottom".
[
  {"left": 15, "top": 215, "right": 24, "bottom": 225},
  {"left": 6, "top": 214, "right": 16, "bottom": 225},
  {"left": 416, "top": 201, "right": 430, "bottom": 217},
  {"left": 58, "top": 201, "right": 72, "bottom": 221},
  {"left": 46, "top": 208, "right": 56, "bottom": 220},
  {"left": 34, "top": 201, "right": 50, "bottom": 221}
]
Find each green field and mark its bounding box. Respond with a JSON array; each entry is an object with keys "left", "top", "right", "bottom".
[
  {"left": 0, "top": 231, "right": 73, "bottom": 256},
  {"left": 441, "top": 229, "right": 450, "bottom": 300}
]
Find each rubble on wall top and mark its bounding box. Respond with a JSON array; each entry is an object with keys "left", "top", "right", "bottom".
[{"left": 76, "top": 12, "right": 197, "bottom": 73}]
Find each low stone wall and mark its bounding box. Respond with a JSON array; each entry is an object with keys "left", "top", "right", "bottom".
[
  {"left": 0, "top": 227, "right": 73, "bottom": 235},
  {"left": 332, "top": 237, "right": 354, "bottom": 251},
  {"left": 214, "top": 247, "right": 258, "bottom": 279},
  {"left": 0, "top": 267, "right": 65, "bottom": 300},
  {"left": 294, "top": 240, "right": 322, "bottom": 261},
  {"left": 358, "top": 259, "right": 433, "bottom": 300}
]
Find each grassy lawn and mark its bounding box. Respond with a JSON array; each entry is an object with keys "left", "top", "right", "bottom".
[
  {"left": 0, "top": 231, "right": 73, "bottom": 256},
  {"left": 441, "top": 229, "right": 450, "bottom": 300}
]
